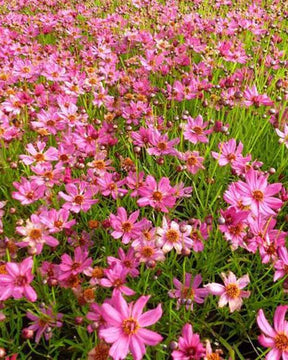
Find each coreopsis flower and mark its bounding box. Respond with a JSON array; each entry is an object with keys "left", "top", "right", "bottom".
[
  {"left": 235, "top": 169, "right": 283, "bottom": 217},
  {"left": 157, "top": 217, "right": 192, "bottom": 254},
  {"left": 16, "top": 214, "right": 59, "bottom": 254},
  {"left": 20, "top": 141, "right": 58, "bottom": 165},
  {"left": 146, "top": 130, "right": 179, "bottom": 156},
  {"left": 257, "top": 305, "right": 288, "bottom": 360},
  {"left": 0, "top": 257, "right": 37, "bottom": 302},
  {"left": 168, "top": 273, "right": 208, "bottom": 310},
  {"left": 58, "top": 247, "right": 92, "bottom": 281},
  {"left": 177, "top": 151, "right": 205, "bottom": 174},
  {"left": 59, "top": 181, "right": 98, "bottom": 213},
  {"left": 100, "top": 262, "right": 135, "bottom": 296},
  {"left": 205, "top": 271, "right": 250, "bottom": 312},
  {"left": 107, "top": 247, "right": 140, "bottom": 278},
  {"left": 26, "top": 307, "right": 63, "bottom": 343},
  {"left": 274, "top": 247, "right": 288, "bottom": 282},
  {"left": 183, "top": 115, "right": 212, "bottom": 144},
  {"left": 99, "top": 292, "right": 163, "bottom": 360},
  {"left": 243, "top": 85, "right": 273, "bottom": 107},
  {"left": 12, "top": 178, "right": 46, "bottom": 205},
  {"left": 137, "top": 175, "right": 176, "bottom": 213},
  {"left": 212, "top": 139, "right": 244, "bottom": 166},
  {"left": 276, "top": 124, "right": 288, "bottom": 148},
  {"left": 109, "top": 207, "right": 143, "bottom": 244},
  {"left": 171, "top": 323, "right": 205, "bottom": 360},
  {"left": 133, "top": 238, "right": 165, "bottom": 264}
]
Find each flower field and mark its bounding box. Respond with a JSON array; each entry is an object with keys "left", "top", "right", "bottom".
[{"left": 0, "top": 0, "right": 287, "bottom": 359}]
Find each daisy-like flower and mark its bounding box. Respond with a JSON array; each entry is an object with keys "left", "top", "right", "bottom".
[
  {"left": 183, "top": 115, "right": 212, "bottom": 144},
  {"left": 211, "top": 139, "right": 244, "bottom": 166},
  {"left": 109, "top": 207, "right": 142, "bottom": 244},
  {"left": 274, "top": 247, "right": 288, "bottom": 282},
  {"left": 276, "top": 124, "right": 288, "bottom": 148},
  {"left": 236, "top": 168, "right": 283, "bottom": 217},
  {"left": 100, "top": 262, "right": 135, "bottom": 296},
  {"left": 177, "top": 151, "right": 205, "bottom": 174},
  {"left": 157, "top": 217, "right": 192, "bottom": 254},
  {"left": 99, "top": 292, "right": 163, "bottom": 360},
  {"left": 26, "top": 307, "right": 63, "bottom": 343},
  {"left": 243, "top": 85, "right": 274, "bottom": 107},
  {"left": 58, "top": 247, "right": 92, "bottom": 281},
  {"left": 171, "top": 323, "right": 205, "bottom": 360},
  {"left": 257, "top": 305, "right": 288, "bottom": 360},
  {"left": 59, "top": 181, "right": 98, "bottom": 213},
  {"left": 205, "top": 271, "right": 250, "bottom": 312},
  {"left": 137, "top": 176, "right": 176, "bottom": 213},
  {"left": 168, "top": 273, "right": 208, "bottom": 310},
  {"left": 0, "top": 257, "right": 37, "bottom": 302}
]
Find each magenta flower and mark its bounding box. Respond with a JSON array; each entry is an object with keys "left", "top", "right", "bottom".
[
  {"left": 169, "top": 273, "right": 208, "bottom": 310},
  {"left": 274, "top": 247, "right": 288, "bottom": 282},
  {"left": 107, "top": 247, "right": 140, "bottom": 278},
  {"left": 100, "top": 262, "right": 135, "bottom": 296},
  {"left": 257, "top": 305, "right": 288, "bottom": 360},
  {"left": 183, "top": 115, "right": 212, "bottom": 144},
  {"left": 171, "top": 323, "right": 205, "bottom": 360},
  {"left": 243, "top": 85, "right": 274, "bottom": 107},
  {"left": 109, "top": 207, "right": 142, "bottom": 244},
  {"left": 0, "top": 257, "right": 37, "bottom": 302},
  {"left": 212, "top": 139, "right": 244, "bottom": 166},
  {"left": 12, "top": 178, "right": 46, "bottom": 205},
  {"left": 59, "top": 247, "right": 92, "bottom": 281},
  {"left": 147, "top": 130, "right": 179, "bottom": 156},
  {"left": 99, "top": 292, "right": 163, "bottom": 360},
  {"left": 137, "top": 175, "right": 176, "bottom": 213},
  {"left": 236, "top": 169, "right": 283, "bottom": 216},
  {"left": 20, "top": 141, "right": 58, "bottom": 166},
  {"left": 59, "top": 181, "right": 98, "bottom": 213},
  {"left": 26, "top": 307, "right": 63, "bottom": 343},
  {"left": 205, "top": 271, "right": 250, "bottom": 312}
]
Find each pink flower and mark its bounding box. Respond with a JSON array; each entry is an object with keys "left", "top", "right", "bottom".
[
  {"left": 16, "top": 214, "right": 59, "bottom": 254},
  {"left": 137, "top": 175, "right": 176, "bottom": 213},
  {"left": 205, "top": 271, "right": 250, "bottom": 312},
  {"left": 20, "top": 141, "right": 58, "bottom": 166},
  {"left": 12, "top": 178, "right": 46, "bottom": 205},
  {"left": 274, "top": 247, "right": 288, "bottom": 282},
  {"left": 109, "top": 207, "right": 142, "bottom": 244},
  {"left": 236, "top": 169, "right": 283, "bottom": 217},
  {"left": 171, "top": 323, "right": 205, "bottom": 360},
  {"left": 59, "top": 247, "right": 92, "bottom": 281},
  {"left": 276, "top": 124, "right": 288, "bottom": 148},
  {"left": 26, "top": 307, "right": 63, "bottom": 343},
  {"left": 157, "top": 217, "right": 192, "bottom": 254},
  {"left": 183, "top": 115, "right": 212, "bottom": 144},
  {"left": 99, "top": 292, "right": 163, "bottom": 360},
  {"left": 0, "top": 257, "right": 37, "bottom": 302},
  {"left": 243, "top": 85, "right": 274, "bottom": 107},
  {"left": 257, "top": 305, "right": 288, "bottom": 360},
  {"left": 212, "top": 139, "right": 244, "bottom": 166},
  {"left": 107, "top": 247, "right": 140, "bottom": 278},
  {"left": 100, "top": 262, "right": 135, "bottom": 296},
  {"left": 177, "top": 151, "right": 205, "bottom": 174},
  {"left": 59, "top": 181, "right": 98, "bottom": 213},
  {"left": 169, "top": 273, "right": 208, "bottom": 310},
  {"left": 147, "top": 130, "right": 179, "bottom": 156}
]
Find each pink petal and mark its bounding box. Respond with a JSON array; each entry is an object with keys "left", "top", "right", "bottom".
[
  {"left": 257, "top": 309, "right": 276, "bottom": 337},
  {"left": 138, "top": 304, "right": 162, "bottom": 327},
  {"left": 137, "top": 328, "right": 163, "bottom": 345},
  {"left": 130, "top": 335, "right": 146, "bottom": 360}
]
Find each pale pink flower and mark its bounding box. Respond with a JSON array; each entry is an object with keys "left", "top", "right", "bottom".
[{"left": 205, "top": 271, "right": 250, "bottom": 312}]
